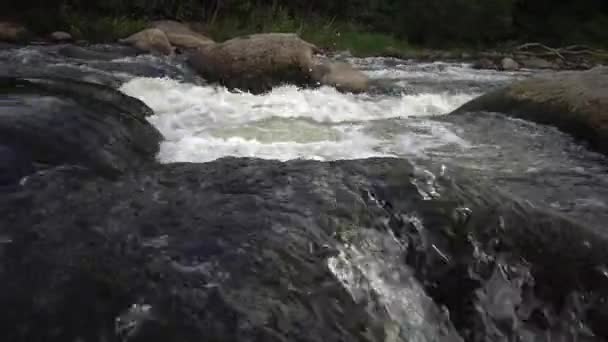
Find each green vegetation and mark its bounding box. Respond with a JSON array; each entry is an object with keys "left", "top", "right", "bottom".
[
  {"left": 3, "top": 0, "right": 607, "bottom": 55},
  {"left": 205, "top": 8, "right": 411, "bottom": 56}
]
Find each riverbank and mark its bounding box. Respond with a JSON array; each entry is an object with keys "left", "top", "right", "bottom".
[
  {"left": 2, "top": 12, "right": 413, "bottom": 57},
  {"left": 3, "top": 13, "right": 607, "bottom": 73}
]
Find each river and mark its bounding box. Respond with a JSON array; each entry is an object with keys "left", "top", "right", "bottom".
[{"left": 1, "top": 44, "right": 607, "bottom": 341}]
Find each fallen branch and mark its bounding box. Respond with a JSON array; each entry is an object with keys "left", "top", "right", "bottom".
[
  {"left": 514, "top": 42, "right": 565, "bottom": 60},
  {"left": 513, "top": 42, "right": 608, "bottom": 60}
]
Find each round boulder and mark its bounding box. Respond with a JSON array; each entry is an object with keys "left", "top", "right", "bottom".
[
  {"left": 0, "top": 22, "right": 29, "bottom": 43},
  {"left": 150, "top": 20, "right": 214, "bottom": 50},
  {"left": 119, "top": 28, "right": 174, "bottom": 55},
  {"left": 188, "top": 33, "right": 320, "bottom": 93},
  {"left": 452, "top": 67, "right": 608, "bottom": 155}
]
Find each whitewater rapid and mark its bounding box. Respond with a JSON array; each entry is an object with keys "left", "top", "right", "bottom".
[{"left": 119, "top": 63, "right": 484, "bottom": 163}]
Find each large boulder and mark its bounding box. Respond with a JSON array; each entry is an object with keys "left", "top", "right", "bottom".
[
  {"left": 312, "top": 60, "right": 369, "bottom": 93},
  {"left": 119, "top": 28, "right": 174, "bottom": 55},
  {"left": 188, "top": 33, "right": 320, "bottom": 93},
  {"left": 150, "top": 20, "right": 214, "bottom": 49},
  {"left": 452, "top": 67, "right": 608, "bottom": 155},
  {"left": 0, "top": 22, "right": 29, "bottom": 43}
]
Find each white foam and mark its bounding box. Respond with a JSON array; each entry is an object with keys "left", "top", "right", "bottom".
[
  {"left": 119, "top": 77, "right": 474, "bottom": 163},
  {"left": 120, "top": 77, "right": 474, "bottom": 123}
]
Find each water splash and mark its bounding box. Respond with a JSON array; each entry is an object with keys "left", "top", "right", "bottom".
[{"left": 328, "top": 228, "right": 462, "bottom": 342}]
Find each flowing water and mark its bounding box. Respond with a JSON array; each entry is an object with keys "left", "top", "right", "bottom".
[
  {"left": 115, "top": 54, "right": 608, "bottom": 230},
  {"left": 2, "top": 44, "right": 608, "bottom": 341}
]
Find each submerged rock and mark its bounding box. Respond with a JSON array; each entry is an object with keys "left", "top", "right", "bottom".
[
  {"left": 188, "top": 33, "right": 320, "bottom": 93},
  {"left": 452, "top": 67, "right": 608, "bottom": 155},
  {"left": 120, "top": 28, "right": 174, "bottom": 55}
]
